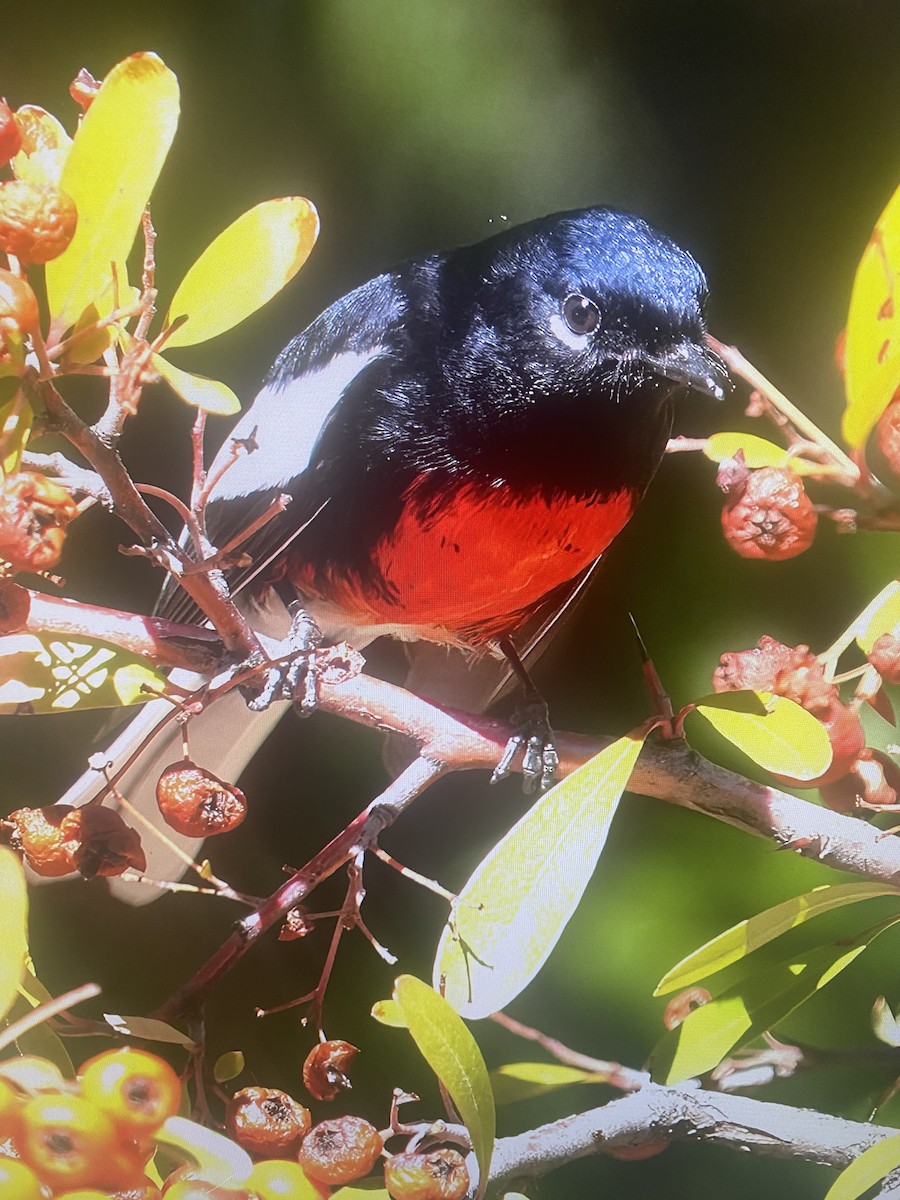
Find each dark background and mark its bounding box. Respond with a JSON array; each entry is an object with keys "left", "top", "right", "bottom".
[{"left": 3, "top": 3, "right": 900, "bottom": 1196}]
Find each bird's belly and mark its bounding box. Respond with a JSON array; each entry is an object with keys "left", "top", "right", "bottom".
[{"left": 292, "top": 482, "right": 638, "bottom": 643}]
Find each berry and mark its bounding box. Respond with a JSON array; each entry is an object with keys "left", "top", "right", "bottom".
[
  {"left": 876, "top": 394, "right": 900, "bottom": 476},
  {"left": 0, "top": 179, "right": 77, "bottom": 263},
  {"left": 712, "top": 635, "right": 795, "bottom": 694},
  {"left": 820, "top": 749, "right": 900, "bottom": 814},
  {"left": 7, "top": 803, "right": 145, "bottom": 879},
  {"left": 20, "top": 1092, "right": 120, "bottom": 1190},
  {"left": 719, "top": 462, "right": 817, "bottom": 560},
  {"left": 247, "top": 1158, "right": 330, "bottom": 1199},
  {"left": 0, "top": 1157, "right": 44, "bottom": 1200},
  {"left": 298, "top": 1115, "right": 383, "bottom": 1186},
  {"left": 0, "top": 473, "right": 79, "bottom": 573},
  {"left": 0, "top": 100, "right": 22, "bottom": 167},
  {"left": 0, "top": 268, "right": 39, "bottom": 333},
  {"left": 224, "top": 1086, "right": 310, "bottom": 1158},
  {"left": 156, "top": 762, "right": 247, "bottom": 837},
  {"left": 80, "top": 1047, "right": 181, "bottom": 1138},
  {"left": 302, "top": 1039, "right": 358, "bottom": 1102},
  {"left": 7, "top": 804, "right": 79, "bottom": 876},
  {"left": 384, "top": 1148, "right": 470, "bottom": 1200},
  {"left": 0, "top": 1074, "right": 25, "bottom": 1144},
  {"left": 869, "top": 632, "right": 900, "bottom": 685}
]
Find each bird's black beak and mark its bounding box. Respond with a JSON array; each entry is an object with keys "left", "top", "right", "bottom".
[{"left": 645, "top": 337, "right": 730, "bottom": 400}]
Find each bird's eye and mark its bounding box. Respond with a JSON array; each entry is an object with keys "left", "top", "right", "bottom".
[{"left": 562, "top": 293, "right": 600, "bottom": 335}]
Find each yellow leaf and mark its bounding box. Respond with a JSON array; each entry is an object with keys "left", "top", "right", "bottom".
[
  {"left": 703, "top": 432, "right": 790, "bottom": 469},
  {"left": 693, "top": 692, "right": 832, "bottom": 781},
  {"left": 854, "top": 580, "right": 900, "bottom": 654},
  {"left": 165, "top": 198, "right": 319, "bottom": 347},
  {"left": 46, "top": 53, "right": 179, "bottom": 332},
  {"left": 825, "top": 1135, "right": 900, "bottom": 1200},
  {"left": 11, "top": 105, "right": 72, "bottom": 187},
  {"left": 0, "top": 848, "right": 28, "bottom": 1023},
  {"left": 843, "top": 183, "right": 900, "bottom": 447},
  {"left": 152, "top": 353, "right": 241, "bottom": 415}
]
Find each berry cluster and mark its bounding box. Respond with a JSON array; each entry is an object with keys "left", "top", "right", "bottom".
[{"left": 717, "top": 457, "right": 817, "bottom": 562}]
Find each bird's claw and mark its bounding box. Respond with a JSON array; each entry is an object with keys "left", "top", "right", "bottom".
[
  {"left": 491, "top": 703, "right": 559, "bottom": 793},
  {"left": 245, "top": 604, "right": 324, "bottom": 715}
]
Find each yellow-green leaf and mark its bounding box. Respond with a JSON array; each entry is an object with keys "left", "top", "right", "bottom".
[
  {"left": 0, "top": 849, "right": 28, "bottom": 1022},
  {"left": 872, "top": 996, "right": 900, "bottom": 1047},
  {"left": 491, "top": 1061, "right": 607, "bottom": 1105},
  {"left": 435, "top": 732, "right": 644, "bottom": 1019},
  {"left": 393, "top": 975, "right": 495, "bottom": 1193},
  {"left": 843, "top": 183, "right": 900, "bottom": 448},
  {"left": 331, "top": 1187, "right": 392, "bottom": 1199},
  {"left": 0, "top": 633, "right": 168, "bottom": 714},
  {"left": 213, "top": 1051, "right": 245, "bottom": 1083},
  {"left": 104, "top": 1013, "right": 196, "bottom": 1048},
  {"left": 0, "top": 392, "right": 33, "bottom": 479},
  {"left": 692, "top": 691, "right": 832, "bottom": 781},
  {"left": 165, "top": 198, "right": 319, "bottom": 347},
  {"left": 854, "top": 580, "right": 900, "bottom": 654},
  {"left": 152, "top": 352, "right": 241, "bottom": 415},
  {"left": 155, "top": 1116, "right": 252, "bottom": 1186},
  {"left": 703, "top": 432, "right": 790, "bottom": 469},
  {"left": 46, "top": 53, "right": 179, "bottom": 332},
  {"left": 824, "top": 1133, "right": 900, "bottom": 1200},
  {"left": 4, "top": 983, "right": 74, "bottom": 1076},
  {"left": 11, "top": 105, "right": 72, "bottom": 187},
  {"left": 370, "top": 998, "right": 407, "bottom": 1027},
  {"left": 654, "top": 882, "right": 897, "bottom": 996}
]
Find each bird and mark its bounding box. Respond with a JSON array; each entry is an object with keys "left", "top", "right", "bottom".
[{"left": 55, "top": 205, "right": 726, "bottom": 902}]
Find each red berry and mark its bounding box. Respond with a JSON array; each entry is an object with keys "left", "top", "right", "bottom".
[
  {"left": 876, "top": 394, "right": 900, "bottom": 476},
  {"left": 719, "top": 464, "right": 817, "bottom": 560},
  {"left": 224, "top": 1086, "right": 310, "bottom": 1158},
  {"left": 80, "top": 1047, "right": 181, "bottom": 1138},
  {"left": 302, "top": 1039, "right": 358, "bottom": 1102},
  {"left": 712, "top": 635, "right": 796, "bottom": 694},
  {"left": 155, "top": 762, "right": 247, "bottom": 837},
  {"left": 0, "top": 473, "right": 79, "bottom": 573},
  {"left": 384, "top": 1149, "right": 470, "bottom": 1200},
  {"left": 869, "top": 632, "right": 900, "bottom": 685},
  {"left": 298, "top": 1115, "right": 383, "bottom": 1186},
  {"left": 820, "top": 749, "right": 900, "bottom": 814},
  {"left": 0, "top": 100, "right": 22, "bottom": 167},
  {"left": 0, "top": 179, "right": 77, "bottom": 263}
]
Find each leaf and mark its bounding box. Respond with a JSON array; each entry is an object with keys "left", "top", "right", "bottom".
[
  {"left": 104, "top": 1013, "right": 196, "bottom": 1049},
  {"left": 155, "top": 1115, "right": 252, "bottom": 1186},
  {"left": 872, "top": 996, "right": 900, "bottom": 1047},
  {"left": 0, "top": 391, "right": 33, "bottom": 479},
  {"left": 370, "top": 999, "right": 408, "bottom": 1027},
  {"left": 151, "top": 352, "right": 241, "bottom": 415},
  {"left": 652, "top": 916, "right": 900, "bottom": 1085},
  {"left": 491, "top": 1061, "right": 607, "bottom": 1105},
  {"left": 213, "top": 1051, "right": 245, "bottom": 1084},
  {"left": 0, "top": 849, "right": 28, "bottom": 1022},
  {"left": 824, "top": 1134, "right": 900, "bottom": 1200},
  {"left": 654, "top": 882, "right": 898, "bottom": 996},
  {"left": 854, "top": 580, "right": 900, "bottom": 654},
  {"left": 0, "top": 633, "right": 167, "bottom": 714},
  {"left": 46, "top": 53, "right": 180, "bottom": 331},
  {"left": 11, "top": 105, "right": 72, "bottom": 187},
  {"left": 3, "top": 988, "right": 74, "bottom": 1077},
  {"left": 331, "top": 1187, "right": 392, "bottom": 1199},
  {"left": 692, "top": 691, "right": 832, "bottom": 781},
  {"left": 703, "top": 432, "right": 790, "bottom": 469},
  {"left": 844, "top": 182, "right": 900, "bottom": 448},
  {"left": 393, "top": 975, "right": 495, "bottom": 1192},
  {"left": 434, "top": 732, "right": 644, "bottom": 1019},
  {"left": 165, "top": 198, "right": 320, "bottom": 347}
]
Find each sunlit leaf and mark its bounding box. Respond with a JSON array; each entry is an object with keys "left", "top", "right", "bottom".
[
  {"left": 854, "top": 580, "right": 900, "bottom": 654},
  {"left": 824, "top": 1133, "right": 900, "bottom": 1200},
  {"left": 4, "top": 982, "right": 74, "bottom": 1077},
  {"left": 331, "top": 1187, "right": 392, "bottom": 1199},
  {"left": 11, "top": 105, "right": 72, "bottom": 187},
  {"left": 844, "top": 183, "right": 900, "bottom": 448},
  {"left": 103, "top": 1013, "right": 196, "bottom": 1048},
  {"left": 0, "top": 391, "right": 33, "bottom": 479},
  {"left": 435, "top": 732, "right": 644, "bottom": 1019},
  {"left": 654, "top": 882, "right": 897, "bottom": 996},
  {"left": 491, "top": 1061, "right": 607, "bottom": 1105},
  {"left": 393, "top": 975, "right": 495, "bottom": 1192},
  {"left": 703, "top": 432, "right": 790, "bottom": 469},
  {"left": 62, "top": 302, "right": 117, "bottom": 365},
  {"left": 872, "top": 996, "right": 900, "bottom": 1047},
  {"left": 652, "top": 916, "right": 900, "bottom": 1085},
  {"left": 165, "top": 197, "right": 319, "bottom": 347},
  {"left": 692, "top": 691, "right": 832, "bottom": 781},
  {"left": 156, "top": 1116, "right": 252, "bottom": 1186},
  {"left": 46, "top": 53, "right": 179, "bottom": 332},
  {"left": 0, "top": 633, "right": 167, "bottom": 714},
  {"left": 370, "top": 999, "right": 407, "bottom": 1027},
  {"left": 0, "top": 848, "right": 28, "bottom": 1022},
  {"left": 151, "top": 351, "right": 241, "bottom": 415},
  {"left": 213, "top": 1051, "right": 245, "bottom": 1083}
]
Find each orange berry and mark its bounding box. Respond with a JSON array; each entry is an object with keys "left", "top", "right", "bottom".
[
  {"left": 0, "top": 473, "right": 79, "bottom": 573},
  {"left": 0, "top": 1156, "right": 45, "bottom": 1199},
  {"left": 20, "top": 1092, "right": 119, "bottom": 1190},
  {"left": 0, "top": 268, "right": 39, "bottom": 333},
  {"left": 0, "top": 100, "right": 22, "bottom": 167},
  {"left": 224, "top": 1086, "right": 310, "bottom": 1158},
  {"left": 0, "top": 179, "right": 77, "bottom": 263},
  {"left": 7, "top": 805, "right": 79, "bottom": 876},
  {"left": 302, "top": 1039, "right": 358, "bottom": 1102},
  {"left": 156, "top": 763, "right": 247, "bottom": 837},
  {"left": 384, "top": 1148, "right": 470, "bottom": 1200},
  {"left": 247, "top": 1158, "right": 330, "bottom": 1199},
  {"left": 61, "top": 805, "right": 147, "bottom": 879},
  {"left": 298, "top": 1115, "right": 383, "bottom": 1186},
  {"left": 80, "top": 1048, "right": 181, "bottom": 1138}
]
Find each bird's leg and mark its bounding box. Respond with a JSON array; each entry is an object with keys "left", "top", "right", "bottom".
[
  {"left": 491, "top": 637, "right": 559, "bottom": 793},
  {"left": 244, "top": 602, "right": 324, "bottom": 714}
]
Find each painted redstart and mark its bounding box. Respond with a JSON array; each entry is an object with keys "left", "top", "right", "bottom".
[{"left": 58, "top": 206, "right": 726, "bottom": 900}]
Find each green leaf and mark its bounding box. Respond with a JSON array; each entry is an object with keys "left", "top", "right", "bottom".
[
  {"left": 331, "top": 1187, "right": 392, "bottom": 1199},
  {"left": 703, "top": 432, "right": 791, "bottom": 469},
  {"left": 213, "top": 1051, "right": 245, "bottom": 1084},
  {"left": 692, "top": 691, "right": 832, "bottom": 781},
  {"left": 0, "top": 848, "right": 28, "bottom": 1023},
  {"left": 0, "top": 392, "right": 33, "bottom": 479},
  {"left": 103, "top": 1013, "right": 196, "bottom": 1049},
  {"left": 370, "top": 998, "right": 407, "bottom": 1027},
  {"left": 151, "top": 351, "right": 241, "bottom": 415},
  {"left": 854, "top": 580, "right": 900, "bottom": 654},
  {"left": 46, "top": 53, "right": 180, "bottom": 332},
  {"left": 844, "top": 182, "right": 900, "bottom": 448},
  {"left": 824, "top": 1134, "right": 900, "bottom": 1200},
  {"left": 393, "top": 974, "right": 495, "bottom": 1193},
  {"left": 165, "top": 197, "right": 320, "bottom": 347},
  {"left": 654, "top": 882, "right": 898, "bottom": 996},
  {"left": 0, "top": 632, "right": 167, "bottom": 714},
  {"left": 491, "top": 1061, "right": 607, "bottom": 1105},
  {"left": 652, "top": 916, "right": 900, "bottom": 1084},
  {"left": 434, "top": 732, "right": 644, "bottom": 1019},
  {"left": 4, "top": 987, "right": 74, "bottom": 1077}
]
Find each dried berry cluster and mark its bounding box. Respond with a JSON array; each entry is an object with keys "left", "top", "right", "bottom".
[
  {"left": 717, "top": 456, "right": 818, "bottom": 562},
  {"left": 713, "top": 635, "right": 900, "bottom": 813}
]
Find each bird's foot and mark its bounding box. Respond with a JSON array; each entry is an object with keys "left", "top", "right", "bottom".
[
  {"left": 245, "top": 604, "right": 325, "bottom": 715},
  {"left": 491, "top": 700, "right": 559, "bottom": 793}
]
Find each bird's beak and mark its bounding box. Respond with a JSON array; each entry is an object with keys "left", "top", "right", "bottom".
[{"left": 645, "top": 338, "right": 730, "bottom": 400}]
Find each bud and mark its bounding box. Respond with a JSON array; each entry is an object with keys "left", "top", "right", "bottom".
[
  {"left": 156, "top": 761, "right": 247, "bottom": 836},
  {"left": 719, "top": 463, "right": 817, "bottom": 560},
  {"left": 0, "top": 179, "right": 77, "bottom": 263}
]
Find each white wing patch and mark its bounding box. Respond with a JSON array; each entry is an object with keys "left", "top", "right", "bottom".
[{"left": 211, "top": 348, "right": 385, "bottom": 501}]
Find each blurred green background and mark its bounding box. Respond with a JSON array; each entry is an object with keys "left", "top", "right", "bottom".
[{"left": 3, "top": 2, "right": 900, "bottom": 1196}]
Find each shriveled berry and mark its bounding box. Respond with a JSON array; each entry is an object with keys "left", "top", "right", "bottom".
[
  {"left": 663, "top": 987, "right": 711, "bottom": 1031},
  {"left": 298, "top": 1115, "right": 383, "bottom": 1186},
  {"left": 0, "top": 473, "right": 79, "bottom": 573},
  {"left": 820, "top": 749, "right": 900, "bottom": 814},
  {"left": 7, "top": 804, "right": 79, "bottom": 876},
  {"left": 0, "top": 267, "right": 40, "bottom": 333},
  {"left": 0, "top": 100, "right": 22, "bottom": 167},
  {"left": 247, "top": 1158, "right": 330, "bottom": 1199},
  {"left": 303, "top": 1039, "right": 358, "bottom": 1102},
  {"left": 156, "top": 762, "right": 247, "bottom": 837},
  {"left": 0, "top": 1157, "right": 44, "bottom": 1200},
  {"left": 876, "top": 394, "right": 900, "bottom": 476},
  {"left": 719, "top": 464, "right": 817, "bottom": 560},
  {"left": 0, "top": 179, "right": 77, "bottom": 263},
  {"left": 771, "top": 646, "right": 838, "bottom": 715},
  {"left": 279, "top": 904, "right": 314, "bottom": 940},
  {"left": 869, "top": 632, "right": 900, "bottom": 685},
  {"left": 712, "top": 635, "right": 795, "bottom": 694},
  {"left": 384, "top": 1148, "right": 469, "bottom": 1200},
  {"left": 65, "top": 805, "right": 146, "bottom": 879},
  {"left": 224, "top": 1086, "right": 310, "bottom": 1158},
  {"left": 80, "top": 1047, "right": 181, "bottom": 1137},
  {"left": 20, "top": 1093, "right": 120, "bottom": 1190}
]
